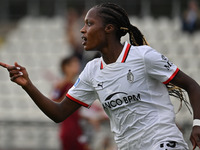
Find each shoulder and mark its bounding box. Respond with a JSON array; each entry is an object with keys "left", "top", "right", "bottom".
[
  {"left": 85, "top": 57, "right": 101, "bottom": 70},
  {"left": 133, "top": 45, "right": 155, "bottom": 54},
  {"left": 129, "top": 45, "right": 156, "bottom": 59},
  {"left": 80, "top": 58, "right": 101, "bottom": 79},
  {"left": 128, "top": 45, "right": 163, "bottom": 66}
]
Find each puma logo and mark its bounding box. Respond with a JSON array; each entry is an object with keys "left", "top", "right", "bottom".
[{"left": 97, "top": 82, "right": 103, "bottom": 88}]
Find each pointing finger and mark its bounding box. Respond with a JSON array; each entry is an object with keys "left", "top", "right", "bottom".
[{"left": 0, "top": 62, "right": 11, "bottom": 69}]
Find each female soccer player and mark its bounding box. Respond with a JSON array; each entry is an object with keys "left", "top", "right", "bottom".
[{"left": 1, "top": 3, "right": 200, "bottom": 150}]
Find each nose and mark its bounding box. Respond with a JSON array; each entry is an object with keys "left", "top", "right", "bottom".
[{"left": 80, "top": 25, "right": 86, "bottom": 34}]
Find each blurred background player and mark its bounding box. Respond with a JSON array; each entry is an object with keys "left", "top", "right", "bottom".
[
  {"left": 51, "top": 55, "right": 89, "bottom": 150},
  {"left": 182, "top": 0, "right": 200, "bottom": 33}
]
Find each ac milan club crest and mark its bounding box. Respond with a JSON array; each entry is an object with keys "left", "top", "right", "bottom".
[{"left": 127, "top": 70, "right": 134, "bottom": 83}]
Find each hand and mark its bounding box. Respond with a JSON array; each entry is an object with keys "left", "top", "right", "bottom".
[
  {"left": 0, "top": 62, "right": 30, "bottom": 87},
  {"left": 190, "top": 126, "right": 200, "bottom": 150}
]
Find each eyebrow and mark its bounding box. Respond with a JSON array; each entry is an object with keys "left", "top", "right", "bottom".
[{"left": 85, "top": 18, "right": 93, "bottom": 24}]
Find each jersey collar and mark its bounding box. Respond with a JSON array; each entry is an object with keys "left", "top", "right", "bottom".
[{"left": 100, "top": 41, "right": 131, "bottom": 69}]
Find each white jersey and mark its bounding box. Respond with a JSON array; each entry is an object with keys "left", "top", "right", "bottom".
[{"left": 67, "top": 42, "right": 189, "bottom": 150}]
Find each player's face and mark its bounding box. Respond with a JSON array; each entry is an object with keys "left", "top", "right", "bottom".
[{"left": 80, "top": 8, "right": 107, "bottom": 51}]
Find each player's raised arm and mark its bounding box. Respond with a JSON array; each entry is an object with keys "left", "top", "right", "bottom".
[
  {"left": 170, "top": 70, "right": 200, "bottom": 150},
  {"left": 0, "top": 62, "right": 81, "bottom": 123}
]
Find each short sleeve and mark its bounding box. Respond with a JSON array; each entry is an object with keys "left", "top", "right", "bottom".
[
  {"left": 144, "top": 48, "right": 179, "bottom": 84},
  {"left": 66, "top": 63, "right": 97, "bottom": 108}
]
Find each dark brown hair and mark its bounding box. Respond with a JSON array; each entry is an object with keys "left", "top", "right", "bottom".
[{"left": 94, "top": 2, "right": 149, "bottom": 46}]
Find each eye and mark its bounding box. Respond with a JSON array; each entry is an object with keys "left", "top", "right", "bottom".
[
  {"left": 86, "top": 20, "right": 92, "bottom": 26},
  {"left": 87, "top": 22, "right": 91, "bottom": 26}
]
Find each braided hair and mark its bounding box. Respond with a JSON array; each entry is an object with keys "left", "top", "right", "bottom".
[
  {"left": 94, "top": 2, "right": 191, "bottom": 113},
  {"left": 94, "top": 3, "right": 149, "bottom": 46}
]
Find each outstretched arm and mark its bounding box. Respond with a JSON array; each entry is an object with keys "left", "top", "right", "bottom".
[
  {"left": 171, "top": 70, "right": 200, "bottom": 150},
  {"left": 0, "top": 62, "right": 81, "bottom": 123},
  {"left": 23, "top": 82, "right": 81, "bottom": 123}
]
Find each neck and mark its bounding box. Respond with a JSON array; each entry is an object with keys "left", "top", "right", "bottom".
[{"left": 101, "top": 40, "right": 123, "bottom": 64}]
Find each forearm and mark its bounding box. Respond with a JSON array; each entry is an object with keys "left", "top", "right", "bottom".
[
  {"left": 171, "top": 71, "right": 200, "bottom": 119},
  {"left": 186, "top": 82, "right": 200, "bottom": 119},
  {"left": 22, "top": 82, "right": 63, "bottom": 123}
]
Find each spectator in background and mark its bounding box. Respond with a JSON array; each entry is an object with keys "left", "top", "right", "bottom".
[
  {"left": 182, "top": 0, "right": 200, "bottom": 33},
  {"left": 51, "top": 55, "right": 88, "bottom": 150}
]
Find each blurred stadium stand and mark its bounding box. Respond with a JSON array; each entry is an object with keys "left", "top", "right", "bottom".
[
  {"left": 0, "top": 0, "right": 190, "bottom": 21},
  {"left": 0, "top": 16, "right": 69, "bottom": 150},
  {"left": 0, "top": 0, "right": 199, "bottom": 150}
]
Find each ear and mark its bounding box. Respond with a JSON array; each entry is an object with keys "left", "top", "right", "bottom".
[{"left": 105, "top": 24, "right": 115, "bottom": 33}]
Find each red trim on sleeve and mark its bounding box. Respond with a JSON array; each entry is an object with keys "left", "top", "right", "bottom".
[
  {"left": 100, "top": 61, "right": 103, "bottom": 69},
  {"left": 66, "top": 93, "right": 89, "bottom": 108},
  {"left": 121, "top": 43, "right": 131, "bottom": 63},
  {"left": 163, "top": 68, "right": 180, "bottom": 84}
]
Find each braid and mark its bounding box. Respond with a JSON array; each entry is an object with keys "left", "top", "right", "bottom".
[
  {"left": 128, "top": 25, "right": 149, "bottom": 46},
  {"left": 94, "top": 3, "right": 189, "bottom": 113},
  {"left": 95, "top": 3, "right": 149, "bottom": 46},
  {"left": 167, "top": 83, "right": 192, "bottom": 114},
  {"left": 95, "top": 3, "right": 129, "bottom": 38}
]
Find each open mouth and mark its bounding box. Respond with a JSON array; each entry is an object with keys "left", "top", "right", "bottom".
[{"left": 81, "top": 36, "right": 87, "bottom": 45}]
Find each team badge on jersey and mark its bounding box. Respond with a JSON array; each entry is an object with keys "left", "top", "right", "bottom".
[{"left": 127, "top": 70, "right": 134, "bottom": 83}]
